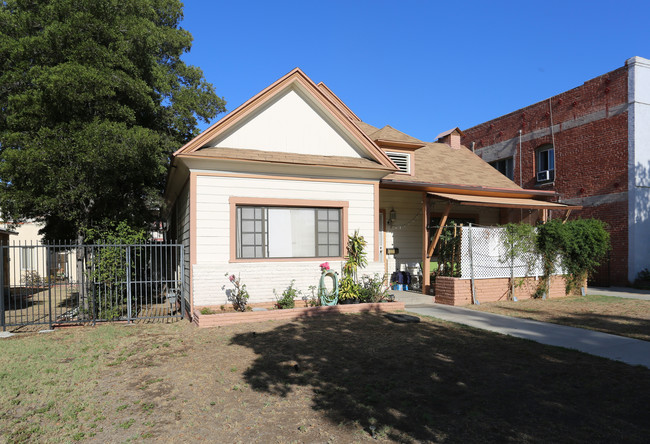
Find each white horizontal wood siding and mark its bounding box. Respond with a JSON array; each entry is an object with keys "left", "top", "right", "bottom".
[
  {"left": 212, "top": 88, "right": 364, "bottom": 158},
  {"left": 193, "top": 261, "right": 385, "bottom": 306},
  {"left": 175, "top": 183, "right": 191, "bottom": 304},
  {"left": 193, "top": 174, "right": 380, "bottom": 305},
  {"left": 380, "top": 190, "right": 424, "bottom": 273}
]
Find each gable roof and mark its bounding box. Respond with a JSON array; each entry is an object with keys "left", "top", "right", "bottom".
[{"left": 174, "top": 68, "right": 396, "bottom": 170}]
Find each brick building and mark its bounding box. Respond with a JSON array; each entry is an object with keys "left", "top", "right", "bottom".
[{"left": 461, "top": 56, "right": 650, "bottom": 286}]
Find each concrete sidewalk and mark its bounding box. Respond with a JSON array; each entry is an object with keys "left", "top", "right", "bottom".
[{"left": 405, "top": 303, "right": 650, "bottom": 369}]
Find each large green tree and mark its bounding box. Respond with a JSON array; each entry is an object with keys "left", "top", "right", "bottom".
[{"left": 0, "top": 0, "right": 225, "bottom": 241}]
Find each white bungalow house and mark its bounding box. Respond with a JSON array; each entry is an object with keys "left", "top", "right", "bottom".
[{"left": 164, "top": 68, "right": 573, "bottom": 313}]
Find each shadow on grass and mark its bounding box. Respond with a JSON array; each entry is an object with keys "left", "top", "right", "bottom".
[
  {"left": 488, "top": 305, "right": 650, "bottom": 341},
  {"left": 231, "top": 310, "right": 650, "bottom": 442}
]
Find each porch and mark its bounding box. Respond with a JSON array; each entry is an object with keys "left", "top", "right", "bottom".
[{"left": 378, "top": 188, "right": 577, "bottom": 304}]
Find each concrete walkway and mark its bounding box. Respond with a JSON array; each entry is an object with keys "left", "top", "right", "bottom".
[
  {"left": 400, "top": 301, "right": 650, "bottom": 369},
  {"left": 588, "top": 286, "right": 650, "bottom": 301}
]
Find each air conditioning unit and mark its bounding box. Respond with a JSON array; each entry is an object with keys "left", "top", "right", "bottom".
[{"left": 537, "top": 170, "right": 550, "bottom": 182}]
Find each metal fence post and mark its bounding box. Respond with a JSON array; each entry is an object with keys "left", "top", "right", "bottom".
[
  {"left": 91, "top": 245, "right": 97, "bottom": 326},
  {"left": 1, "top": 242, "right": 5, "bottom": 331},
  {"left": 47, "top": 244, "right": 53, "bottom": 330},
  {"left": 126, "top": 246, "right": 132, "bottom": 323},
  {"left": 468, "top": 224, "right": 479, "bottom": 305}
]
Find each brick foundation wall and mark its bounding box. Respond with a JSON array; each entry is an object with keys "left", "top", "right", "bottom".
[
  {"left": 461, "top": 65, "right": 630, "bottom": 285},
  {"left": 434, "top": 275, "right": 576, "bottom": 306}
]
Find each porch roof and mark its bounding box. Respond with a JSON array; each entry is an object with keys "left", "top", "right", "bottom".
[{"left": 428, "top": 192, "right": 581, "bottom": 210}]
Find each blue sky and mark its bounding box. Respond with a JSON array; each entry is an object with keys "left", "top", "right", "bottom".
[{"left": 180, "top": 0, "right": 650, "bottom": 142}]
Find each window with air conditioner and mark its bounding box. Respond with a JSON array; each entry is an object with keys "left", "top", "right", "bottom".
[
  {"left": 386, "top": 151, "right": 411, "bottom": 174},
  {"left": 536, "top": 144, "right": 555, "bottom": 183}
]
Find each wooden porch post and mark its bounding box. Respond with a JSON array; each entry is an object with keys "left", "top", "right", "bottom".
[
  {"left": 428, "top": 202, "right": 452, "bottom": 257},
  {"left": 425, "top": 201, "right": 452, "bottom": 294},
  {"left": 422, "top": 194, "right": 429, "bottom": 295}
]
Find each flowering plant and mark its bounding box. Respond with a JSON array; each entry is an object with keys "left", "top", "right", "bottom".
[
  {"left": 319, "top": 262, "right": 330, "bottom": 272},
  {"left": 224, "top": 273, "right": 249, "bottom": 312}
]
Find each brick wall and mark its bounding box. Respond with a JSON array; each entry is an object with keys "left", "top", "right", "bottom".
[
  {"left": 462, "top": 64, "right": 630, "bottom": 285},
  {"left": 435, "top": 275, "right": 575, "bottom": 306}
]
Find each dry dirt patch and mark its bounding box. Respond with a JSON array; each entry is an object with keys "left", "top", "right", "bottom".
[
  {"left": 467, "top": 294, "right": 650, "bottom": 341},
  {"left": 1, "top": 312, "right": 649, "bottom": 443}
]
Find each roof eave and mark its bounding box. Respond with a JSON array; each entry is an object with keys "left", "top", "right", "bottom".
[
  {"left": 380, "top": 178, "right": 558, "bottom": 198},
  {"left": 375, "top": 139, "right": 426, "bottom": 149},
  {"left": 177, "top": 152, "right": 396, "bottom": 172}
]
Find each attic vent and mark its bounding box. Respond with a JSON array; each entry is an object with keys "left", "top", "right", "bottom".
[{"left": 386, "top": 151, "right": 411, "bottom": 174}]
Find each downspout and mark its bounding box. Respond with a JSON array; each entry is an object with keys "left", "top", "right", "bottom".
[
  {"left": 519, "top": 129, "right": 523, "bottom": 221},
  {"left": 549, "top": 98, "right": 557, "bottom": 187},
  {"left": 518, "top": 130, "right": 523, "bottom": 187}
]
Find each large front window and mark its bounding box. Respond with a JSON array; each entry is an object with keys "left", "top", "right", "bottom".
[{"left": 236, "top": 206, "right": 341, "bottom": 259}]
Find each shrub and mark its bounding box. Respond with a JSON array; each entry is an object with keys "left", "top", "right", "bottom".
[
  {"left": 274, "top": 280, "right": 299, "bottom": 309},
  {"left": 83, "top": 221, "right": 147, "bottom": 320},
  {"left": 303, "top": 285, "right": 320, "bottom": 307},
  {"left": 22, "top": 270, "right": 43, "bottom": 288},
  {"left": 358, "top": 274, "right": 389, "bottom": 303},
  {"left": 224, "top": 273, "right": 249, "bottom": 312},
  {"left": 537, "top": 219, "right": 610, "bottom": 294},
  {"left": 338, "top": 275, "right": 359, "bottom": 302}
]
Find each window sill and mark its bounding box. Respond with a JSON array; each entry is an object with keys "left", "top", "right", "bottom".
[{"left": 229, "top": 257, "right": 345, "bottom": 263}]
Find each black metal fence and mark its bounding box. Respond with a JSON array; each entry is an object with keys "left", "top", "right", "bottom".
[{"left": 1, "top": 242, "right": 185, "bottom": 331}]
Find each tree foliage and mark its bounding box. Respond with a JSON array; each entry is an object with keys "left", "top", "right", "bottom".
[{"left": 0, "top": 0, "right": 226, "bottom": 240}]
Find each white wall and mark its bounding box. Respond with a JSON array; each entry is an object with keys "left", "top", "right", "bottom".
[
  {"left": 213, "top": 87, "right": 365, "bottom": 158},
  {"left": 192, "top": 174, "right": 381, "bottom": 305},
  {"left": 380, "top": 190, "right": 424, "bottom": 274},
  {"left": 628, "top": 56, "right": 650, "bottom": 281},
  {"left": 194, "top": 261, "right": 385, "bottom": 307}
]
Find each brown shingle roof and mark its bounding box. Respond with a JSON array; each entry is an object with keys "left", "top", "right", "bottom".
[
  {"left": 184, "top": 147, "right": 394, "bottom": 171},
  {"left": 355, "top": 121, "right": 381, "bottom": 138},
  {"left": 370, "top": 125, "right": 425, "bottom": 145},
  {"left": 355, "top": 122, "right": 426, "bottom": 147},
  {"left": 382, "top": 142, "right": 522, "bottom": 190}
]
